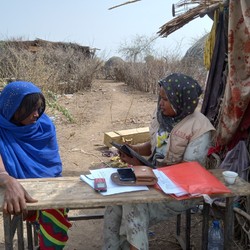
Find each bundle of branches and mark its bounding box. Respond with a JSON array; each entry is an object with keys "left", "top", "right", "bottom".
[{"left": 158, "top": 1, "right": 227, "bottom": 38}]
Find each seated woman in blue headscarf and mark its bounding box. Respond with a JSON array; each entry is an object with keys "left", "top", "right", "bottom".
[
  {"left": 102, "top": 73, "right": 215, "bottom": 250},
  {"left": 0, "top": 81, "right": 71, "bottom": 249}
]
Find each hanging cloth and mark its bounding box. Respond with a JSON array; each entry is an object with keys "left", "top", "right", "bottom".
[
  {"left": 201, "top": 9, "right": 228, "bottom": 123},
  {"left": 204, "top": 9, "right": 219, "bottom": 70},
  {"left": 215, "top": 0, "right": 250, "bottom": 147}
]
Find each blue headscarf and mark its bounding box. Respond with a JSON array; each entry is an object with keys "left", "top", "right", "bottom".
[{"left": 0, "top": 81, "right": 62, "bottom": 179}]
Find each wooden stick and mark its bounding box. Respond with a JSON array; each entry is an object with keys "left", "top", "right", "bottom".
[{"left": 108, "top": 0, "right": 141, "bottom": 10}]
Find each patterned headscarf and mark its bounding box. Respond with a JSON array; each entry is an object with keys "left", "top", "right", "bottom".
[
  {"left": 0, "top": 81, "right": 62, "bottom": 179},
  {"left": 157, "top": 73, "right": 202, "bottom": 132}
]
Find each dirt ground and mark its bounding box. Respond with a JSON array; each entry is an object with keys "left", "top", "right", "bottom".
[{"left": 0, "top": 80, "right": 206, "bottom": 249}]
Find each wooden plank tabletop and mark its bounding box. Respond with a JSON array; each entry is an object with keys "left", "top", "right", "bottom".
[{"left": 0, "top": 169, "right": 249, "bottom": 211}]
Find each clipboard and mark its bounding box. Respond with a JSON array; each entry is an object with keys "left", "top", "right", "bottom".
[{"left": 110, "top": 141, "right": 155, "bottom": 169}]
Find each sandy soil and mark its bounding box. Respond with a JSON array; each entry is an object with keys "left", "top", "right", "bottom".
[{"left": 56, "top": 79, "right": 156, "bottom": 177}]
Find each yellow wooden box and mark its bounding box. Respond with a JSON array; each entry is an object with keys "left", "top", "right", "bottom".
[{"left": 104, "top": 127, "right": 150, "bottom": 147}]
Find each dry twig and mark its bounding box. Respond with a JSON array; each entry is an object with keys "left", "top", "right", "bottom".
[{"left": 109, "top": 0, "right": 141, "bottom": 10}]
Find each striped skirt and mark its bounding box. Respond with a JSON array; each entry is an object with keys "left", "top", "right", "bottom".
[{"left": 27, "top": 208, "right": 72, "bottom": 249}]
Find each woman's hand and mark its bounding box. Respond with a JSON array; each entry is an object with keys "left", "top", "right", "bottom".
[
  {"left": 119, "top": 151, "right": 142, "bottom": 166},
  {"left": 1, "top": 175, "right": 37, "bottom": 215},
  {"left": 119, "top": 142, "right": 152, "bottom": 166}
]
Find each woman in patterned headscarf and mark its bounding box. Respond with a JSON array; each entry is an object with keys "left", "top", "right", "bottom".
[
  {"left": 0, "top": 81, "right": 71, "bottom": 249},
  {"left": 102, "top": 73, "right": 215, "bottom": 250}
]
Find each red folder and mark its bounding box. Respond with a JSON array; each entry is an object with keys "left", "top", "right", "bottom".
[{"left": 156, "top": 161, "right": 231, "bottom": 199}]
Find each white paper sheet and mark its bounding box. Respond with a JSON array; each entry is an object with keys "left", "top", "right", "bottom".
[
  {"left": 80, "top": 168, "right": 149, "bottom": 196},
  {"left": 153, "top": 169, "right": 188, "bottom": 197}
]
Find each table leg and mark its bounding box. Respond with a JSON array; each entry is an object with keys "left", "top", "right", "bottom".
[
  {"left": 175, "top": 211, "right": 191, "bottom": 250},
  {"left": 3, "top": 214, "right": 24, "bottom": 250},
  {"left": 16, "top": 214, "right": 24, "bottom": 250},
  {"left": 26, "top": 221, "right": 34, "bottom": 250},
  {"left": 175, "top": 214, "right": 186, "bottom": 249},
  {"left": 224, "top": 197, "right": 234, "bottom": 250},
  {"left": 185, "top": 209, "right": 191, "bottom": 250},
  {"left": 3, "top": 213, "right": 13, "bottom": 250},
  {"left": 176, "top": 214, "right": 181, "bottom": 236},
  {"left": 201, "top": 201, "right": 210, "bottom": 250}
]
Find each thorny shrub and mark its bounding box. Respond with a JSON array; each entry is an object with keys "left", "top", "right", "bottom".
[
  {"left": 108, "top": 55, "right": 207, "bottom": 94},
  {"left": 0, "top": 41, "right": 102, "bottom": 94}
]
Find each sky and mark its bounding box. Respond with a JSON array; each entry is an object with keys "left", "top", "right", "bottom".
[{"left": 1, "top": 0, "right": 213, "bottom": 59}]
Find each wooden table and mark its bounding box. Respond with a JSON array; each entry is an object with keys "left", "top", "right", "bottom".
[{"left": 1, "top": 169, "right": 250, "bottom": 250}]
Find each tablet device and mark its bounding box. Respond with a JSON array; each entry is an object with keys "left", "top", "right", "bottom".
[{"left": 110, "top": 141, "right": 155, "bottom": 169}]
